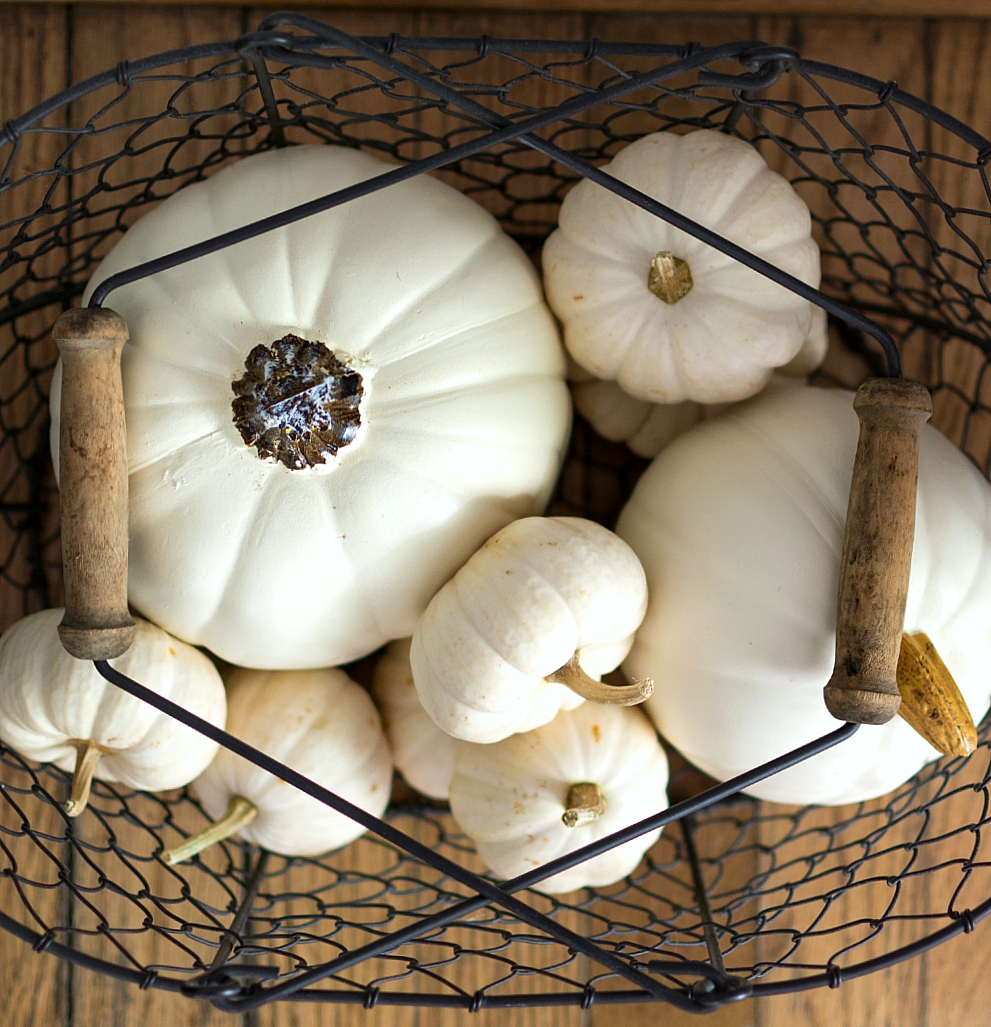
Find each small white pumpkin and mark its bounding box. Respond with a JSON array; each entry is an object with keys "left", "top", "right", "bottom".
[
  {"left": 0, "top": 608, "right": 226, "bottom": 816},
  {"left": 51, "top": 144, "right": 571, "bottom": 670},
  {"left": 617, "top": 386, "right": 991, "bottom": 805},
  {"left": 411, "top": 516, "right": 650, "bottom": 745},
  {"left": 371, "top": 638, "right": 456, "bottom": 800},
  {"left": 543, "top": 128, "right": 821, "bottom": 405},
  {"left": 570, "top": 370, "right": 805, "bottom": 459},
  {"left": 167, "top": 666, "right": 392, "bottom": 861},
  {"left": 449, "top": 702, "right": 669, "bottom": 893}
]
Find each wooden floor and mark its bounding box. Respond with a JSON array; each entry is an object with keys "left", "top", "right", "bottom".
[{"left": 2, "top": 3, "right": 991, "bottom": 1025}]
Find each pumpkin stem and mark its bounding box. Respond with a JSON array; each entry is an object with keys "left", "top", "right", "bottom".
[
  {"left": 648, "top": 251, "right": 693, "bottom": 304},
  {"left": 896, "top": 632, "right": 976, "bottom": 757},
  {"left": 546, "top": 655, "right": 652, "bottom": 706},
  {"left": 562, "top": 782, "right": 606, "bottom": 827},
  {"left": 65, "top": 740, "right": 105, "bottom": 818},
  {"left": 231, "top": 335, "right": 363, "bottom": 470},
  {"left": 162, "top": 795, "right": 259, "bottom": 865}
]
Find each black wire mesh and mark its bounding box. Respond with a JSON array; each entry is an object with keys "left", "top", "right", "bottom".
[{"left": 1, "top": 15, "right": 991, "bottom": 1013}]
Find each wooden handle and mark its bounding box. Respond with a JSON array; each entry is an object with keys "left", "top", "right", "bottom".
[
  {"left": 823, "top": 378, "right": 933, "bottom": 725},
  {"left": 55, "top": 307, "right": 135, "bottom": 661}
]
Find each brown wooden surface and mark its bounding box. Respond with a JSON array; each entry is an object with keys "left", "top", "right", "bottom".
[
  {"left": 1, "top": 5, "right": 990, "bottom": 1027},
  {"left": 5, "top": 0, "right": 991, "bottom": 17}
]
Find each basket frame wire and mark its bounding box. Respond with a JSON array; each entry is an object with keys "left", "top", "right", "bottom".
[{"left": 3, "top": 15, "right": 991, "bottom": 1012}]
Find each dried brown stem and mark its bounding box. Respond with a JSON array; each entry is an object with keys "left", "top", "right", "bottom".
[
  {"left": 896, "top": 632, "right": 976, "bottom": 757},
  {"left": 546, "top": 655, "right": 652, "bottom": 706},
  {"left": 648, "top": 251, "right": 693, "bottom": 304},
  {"left": 562, "top": 782, "right": 606, "bottom": 828},
  {"left": 65, "top": 740, "right": 106, "bottom": 818}
]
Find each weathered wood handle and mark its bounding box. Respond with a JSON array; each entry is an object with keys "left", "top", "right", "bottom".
[
  {"left": 55, "top": 307, "right": 135, "bottom": 661},
  {"left": 823, "top": 378, "right": 933, "bottom": 725}
]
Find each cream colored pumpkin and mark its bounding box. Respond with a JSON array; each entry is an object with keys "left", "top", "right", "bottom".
[
  {"left": 173, "top": 667, "right": 392, "bottom": 859},
  {"left": 411, "top": 516, "right": 650, "bottom": 745},
  {"left": 372, "top": 638, "right": 456, "bottom": 800},
  {"left": 570, "top": 370, "right": 802, "bottom": 458},
  {"left": 0, "top": 608, "right": 225, "bottom": 816},
  {"left": 50, "top": 144, "right": 570, "bottom": 670},
  {"left": 449, "top": 702, "right": 669, "bottom": 893},
  {"left": 569, "top": 308, "right": 827, "bottom": 458},
  {"left": 543, "top": 129, "right": 821, "bottom": 405},
  {"left": 617, "top": 386, "right": 991, "bottom": 805}
]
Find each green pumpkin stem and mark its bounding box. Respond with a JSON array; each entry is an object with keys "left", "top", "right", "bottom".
[{"left": 162, "top": 795, "right": 259, "bottom": 865}]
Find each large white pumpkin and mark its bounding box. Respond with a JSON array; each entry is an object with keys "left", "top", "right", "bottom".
[
  {"left": 617, "top": 386, "right": 991, "bottom": 805},
  {"left": 50, "top": 145, "right": 570, "bottom": 669}
]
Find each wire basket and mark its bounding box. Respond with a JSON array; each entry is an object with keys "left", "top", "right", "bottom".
[{"left": 2, "top": 13, "right": 991, "bottom": 1014}]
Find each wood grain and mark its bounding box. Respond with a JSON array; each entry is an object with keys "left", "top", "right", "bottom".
[
  {"left": 3, "top": 0, "right": 991, "bottom": 17},
  {"left": 0, "top": 3, "right": 69, "bottom": 631},
  {"left": 248, "top": 810, "right": 590, "bottom": 1027},
  {"left": 68, "top": 791, "right": 249, "bottom": 1027},
  {"left": 63, "top": 13, "right": 245, "bottom": 1026},
  {"left": 53, "top": 308, "right": 134, "bottom": 660},
  {"left": 0, "top": 9, "right": 72, "bottom": 1027},
  {"left": 1, "top": 7, "right": 991, "bottom": 1027},
  {"left": 925, "top": 21, "right": 991, "bottom": 476}
]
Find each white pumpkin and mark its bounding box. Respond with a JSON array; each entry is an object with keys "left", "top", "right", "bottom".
[
  {"left": 449, "top": 702, "right": 669, "bottom": 893},
  {"left": 372, "top": 638, "right": 456, "bottom": 800},
  {"left": 169, "top": 667, "right": 393, "bottom": 861},
  {"left": 0, "top": 608, "right": 226, "bottom": 816},
  {"left": 411, "top": 516, "right": 650, "bottom": 745},
  {"left": 543, "top": 128, "right": 821, "bottom": 405},
  {"left": 570, "top": 364, "right": 807, "bottom": 459},
  {"left": 50, "top": 145, "right": 571, "bottom": 670},
  {"left": 617, "top": 386, "right": 991, "bottom": 805}
]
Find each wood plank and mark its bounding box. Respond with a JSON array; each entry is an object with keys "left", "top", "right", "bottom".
[
  {"left": 0, "top": 2, "right": 70, "bottom": 631},
  {"left": 589, "top": 808, "right": 758, "bottom": 1027},
  {"left": 4, "top": 0, "right": 991, "bottom": 18},
  {"left": 244, "top": 7, "right": 418, "bottom": 156},
  {"left": 752, "top": 17, "right": 933, "bottom": 392},
  {"left": 67, "top": 787, "right": 251, "bottom": 1027},
  {"left": 925, "top": 20, "right": 991, "bottom": 473},
  {"left": 581, "top": 21, "right": 756, "bottom": 1022},
  {"left": 0, "top": 9, "right": 72, "bottom": 1027},
  {"left": 749, "top": 25, "right": 937, "bottom": 1027},
  {"left": 754, "top": 797, "right": 933, "bottom": 1027},
  {"left": 410, "top": 9, "right": 584, "bottom": 238},
  {"left": 247, "top": 809, "right": 591, "bottom": 1027},
  {"left": 64, "top": 12, "right": 246, "bottom": 1023}
]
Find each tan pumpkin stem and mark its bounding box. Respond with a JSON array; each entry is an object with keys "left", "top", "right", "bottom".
[
  {"left": 546, "top": 655, "right": 652, "bottom": 706},
  {"left": 896, "top": 632, "right": 977, "bottom": 757},
  {"left": 65, "top": 740, "right": 106, "bottom": 818},
  {"left": 562, "top": 782, "right": 606, "bottom": 828},
  {"left": 162, "top": 795, "right": 259, "bottom": 866},
  {"left": 648, "top": 251, "right": 693, "bottom": 304}
]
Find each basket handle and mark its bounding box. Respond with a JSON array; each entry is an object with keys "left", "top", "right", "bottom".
[
  {"left": 823, "top": 378, "right": 932, "bottom": 725},
  {"left": 54, "top": 307, "right": 135, "bottom": 660}
]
